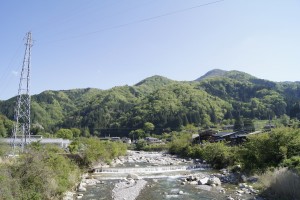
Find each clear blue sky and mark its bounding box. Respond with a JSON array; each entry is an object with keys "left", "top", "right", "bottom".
[{"left": 0, "top": 0, "right": 299, "bottom": 100}]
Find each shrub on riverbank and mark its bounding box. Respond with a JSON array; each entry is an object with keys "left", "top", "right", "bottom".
[
  {"left": 168, "top": 132, "right": 191, "bottom": 156},
  {"left": 79, "top": 138, "right": 127, "bottom": 166},
  {"left": 240, "top": 128, "right": 300, "bottom": 173},
  {"left": 258, "top": 168, "right": 300, "bottom": 200},
  {"left": 201, "top": 142, "right": 238, "bottom": 169}
]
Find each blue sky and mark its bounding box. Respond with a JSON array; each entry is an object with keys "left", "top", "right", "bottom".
[{"left": 0, "top": 0, "right": 299, "bottom": 100}]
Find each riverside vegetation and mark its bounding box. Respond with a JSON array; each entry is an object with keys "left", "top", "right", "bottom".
[{"left": 0, "top": 138, "right": 127, "bottom": 200}]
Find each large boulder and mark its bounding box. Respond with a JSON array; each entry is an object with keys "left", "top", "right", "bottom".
[
  {"left": 178, "top": 191, "right": 184, "bottom": 195},
  {"left": 77, "top": 185, "right": 86, "bottom": 192},
  {"left": 127, "top": 173, "right": 140, "bottom": 180},
  {"left": 189, "top": 181, "right": 198, "bottom": 185},
  {"left": 198, "top": 177, "right": 209, "bottom": 185},
  {"left": 208, "top": 177, "right": 221, "bottom": 186}
]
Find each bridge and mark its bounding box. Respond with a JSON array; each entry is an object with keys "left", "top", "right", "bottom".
[{"left": 0, "top": 137, "right": 71, "bottom": 148}]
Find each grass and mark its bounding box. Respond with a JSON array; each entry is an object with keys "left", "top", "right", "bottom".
[{"left": 257, "top": 168, "right": 300, "bottom": 200}]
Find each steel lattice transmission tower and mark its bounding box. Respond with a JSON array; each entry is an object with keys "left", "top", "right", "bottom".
[{"left": 12, "top": 32, "right": 33, "bottom": 153}]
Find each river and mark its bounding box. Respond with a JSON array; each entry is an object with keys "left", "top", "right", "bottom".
[{"left": 75, "top": 151, "right": 258, "bottom": 200}]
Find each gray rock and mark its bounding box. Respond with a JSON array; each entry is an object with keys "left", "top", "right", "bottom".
[
  {"left": 63, "top": 191, "right": 75, "bottom": 200},
  {"left": 198, "top": 177, "right": 209, "bottom": 185},
  {"left": 178, "top": 191, "right": 184, "bottom": 195},
  {"left": 77, "top": 186, "right": 86, "bottom": 192},
  {"left": 226, "top": 195, "right": 234, "bottom": 200},
  {"left": 189, "top": 181, "right": 198, "bottom": 185},
  {"left": 127, "top": 173, "right": 140, "bottom": 180},
  {"left": 240, "top": 174, "right": 247, "bottom": 182},
  {"left": 208, "top": 177, "right": 221, "bottom": 186},
  {"left": 219, "top": 188, "right": 226, "bottom": 194},
  {"left": 236, "top": 190, "right": 245, "bottom": 194}
]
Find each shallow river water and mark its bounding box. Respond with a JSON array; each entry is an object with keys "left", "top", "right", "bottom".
[{"left": 76, "top": 151, "right": 255, "bottom": 200}]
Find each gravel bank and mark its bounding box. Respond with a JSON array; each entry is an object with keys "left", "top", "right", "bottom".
[{"left": 112, "top": 179, "right": 147, "bottom": 200}]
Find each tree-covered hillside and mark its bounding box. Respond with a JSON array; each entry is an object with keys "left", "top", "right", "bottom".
[
  {"left": 0, "top": 69, "right": 299, "bottom": 136},
  {"left": 194, "top": 70, "right": 300, "bottom": 119}
]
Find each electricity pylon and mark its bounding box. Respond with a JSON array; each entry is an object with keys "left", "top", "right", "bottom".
[{"left": 12, "top": 32, "right": 33, "bottom": 153}]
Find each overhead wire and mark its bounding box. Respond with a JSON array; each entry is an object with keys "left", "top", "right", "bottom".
[
  {"left": 46, "top": 0, "right": 157, "bottom": 39},
  {"left": 43, "top": 0, "right": 225, "bottom": 43}
]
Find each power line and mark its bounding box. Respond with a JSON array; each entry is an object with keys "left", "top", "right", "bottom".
[
  {"left": 45, "top": 0, "right": 156, "bottom": 39},
  {"left": 45, "top": 0, "right": 225, "bottom": 43}
]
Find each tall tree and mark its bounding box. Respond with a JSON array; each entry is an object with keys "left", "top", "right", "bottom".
[{"left": 234, "top": 116, "right": 244, "bottom": 132}]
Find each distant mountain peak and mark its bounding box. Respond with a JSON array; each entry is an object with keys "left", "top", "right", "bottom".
[
  {"left": 135, "top": 75, "right": 174, "bottom": 86},
  {"left": 195, "top": 69, "right": 227, "bottom": 81},
  {"left": 195, "top": 69, "right": 256, "bottom": 82}
]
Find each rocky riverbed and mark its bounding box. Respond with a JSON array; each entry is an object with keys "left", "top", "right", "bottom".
[{"left": 65, "top": 151, "right": 264, "bottom": 200}]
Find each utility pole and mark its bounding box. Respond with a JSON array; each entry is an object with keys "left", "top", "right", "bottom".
[{"left": 12, "top": 32, "right": 33, "bottom": 154}]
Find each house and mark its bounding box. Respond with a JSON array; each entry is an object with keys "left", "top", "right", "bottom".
[
  {"left": 193, "top": 128, "right": 263, "bottom": 144},
  {"left": 195, "top": 129, "right": 218, "bottom": 142},
  {"left": 145, "top": 137, "right": 162, "bottom": 144},
  {"left": 229, "top": 131, "right": 262, "bottom": 144},
  {"left": 212, "top": 132, "right": 235, "bottom": 142},
  {"left": 264, "top": 124, "right": 276, "bottom": 130}
]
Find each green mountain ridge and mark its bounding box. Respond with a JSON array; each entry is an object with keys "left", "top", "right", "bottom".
[
  {"left": 195, "top": 69, "right": 257, "bottom": 82},
  {"left": 0, "top": 69, "right": 299, "bottom": 136}
]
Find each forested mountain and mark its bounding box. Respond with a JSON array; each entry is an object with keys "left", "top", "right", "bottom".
[{"left": 0, "top": 69, "right": 300, "bottom": 136}]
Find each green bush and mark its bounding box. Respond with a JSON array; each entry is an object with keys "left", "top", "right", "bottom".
[
  {"left": 240, "top": 128, "right": 300, "bottom": 172},
  {"left": 80, "top": 138, "right": 127, "bottom": 166},
  {"left": 281, "top": 156, "right": 300, "bottom": 174},
  {"left": 201, "top": 142, "right": 235, "bottom": 169},
  {"left": 168, "top": 132, "right": 191, "bottom": 156}
]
